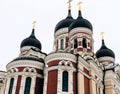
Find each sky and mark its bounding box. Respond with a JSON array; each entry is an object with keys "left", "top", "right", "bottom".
[{"left": 0, "top": 0, "right": 120, "bottom": 71}]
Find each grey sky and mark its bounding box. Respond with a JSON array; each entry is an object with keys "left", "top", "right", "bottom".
[{"left": 0, "top": 0, "right": 120, "bottom": 70}]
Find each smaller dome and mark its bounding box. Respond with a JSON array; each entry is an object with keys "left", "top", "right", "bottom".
[
  {"left": 69, "top": 10, "right": 93, "bottom": 31},
  {"left": 54, "top": 10, "right": 74, "bottom": 32},
  {"left": 96, "top": 40, "right": 115, "bottom": 58},
  {"left": 20, "top": 29, "right": 42, "bottom": 50}
]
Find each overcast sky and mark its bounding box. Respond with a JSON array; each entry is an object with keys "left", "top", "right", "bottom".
[{"left": 0, "top": 0, "right": 120, "bottom": 71}]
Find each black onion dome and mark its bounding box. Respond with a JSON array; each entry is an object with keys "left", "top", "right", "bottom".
[
  {"left": 20, "top": 29, "right": 41, "bottom": 50},
  {"left": 54, "top": 10, "right": 74, "bottom": 32},
  {"left": 96, "top": 40, "right": 115, "bottom": 58},
  {"left": 69, "top": 10, "right": 93, "bottom": 31}
]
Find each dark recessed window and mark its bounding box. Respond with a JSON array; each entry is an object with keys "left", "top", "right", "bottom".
[
  {"left": 8, "top": 78, "right": 14, "bottom": 94},
  {"left": 60, "top": 39, "right": 64, "bottom": 50},
  {"left": 74, "top": 39, "right": 78, "bottom": 49},
  {"left": 62, "top": 71, "right": 68, "bottom": 92},
  {"left": 82, "top": 38, "right": 87, "bottom": 48},
  {"left": 24, "top": 77, "right": 31, "bottom": 94}
]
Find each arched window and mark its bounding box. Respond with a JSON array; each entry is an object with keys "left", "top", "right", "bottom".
[
  {"left": 82, "top": 38, "right": 87, "bottom": 48},
  {"left": 62, "top": 71, "right": 68, "bottom": 92},
  {"left": 8, "top": 78, "right": 14, "bottom": 94},
  {"left": 60, "top": 39, "right": 64, "bottom": 50},
  {"left": 24, "top": 77, "right": 31, "bottom": 94},
  {"left": 74, "top": 38, "right": 78, "bottom": 48}
]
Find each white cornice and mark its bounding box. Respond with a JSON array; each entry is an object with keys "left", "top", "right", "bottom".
[
  {"left": 45, "top": 52, "right": 76, "bottom": 64},
  {"left": 6, "top": 60, "right": 44, "bottom": 71},
  {"left": 55, "top": 28, "right": 68, "bottom": 38},
  {"left": 69, "top": 27, "right": 92, "bottom": 38},
  {"left": 98, "top": 56, "right": 115, "bottom": 63}
]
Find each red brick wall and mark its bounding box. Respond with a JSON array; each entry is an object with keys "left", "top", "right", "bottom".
[
  {"left": 47, "top": 70, "right": 58, "bottom": 94},
  {"left": 84, "top": 76, "right": 90, "bottom": 94},
  {"left": 73, "top": 72, "right": 77, "bottom": 94},
  {"left": 47, "top": 60, "right": 60, "bottom": 67},
  {"left": 84, "top": 68, "right": 90, "bottom": 94},
  {"left": 15, "top": 75, "right": 22, "bottom": 94},
  {"left": 66, "top": 37, "right": 69, "bottom": 48}
]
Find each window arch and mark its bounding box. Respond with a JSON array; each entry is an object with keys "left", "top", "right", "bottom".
[
  {"left": 62, "top": 71, "right": 68, "bottom": 92},
  {"left": 8, "top": 78, "right": 14, "bottom": 94},
  {"left": 60, "top": 39, "right": 64, "bottom": 50},
  {"left": 82, "top": 38, "right": 87, "bottom": 48},
  {"left": 24, "top": 77, "right": 31, "bottom": 94},
  {"left": 74, "top": 38, "right": 78, "bottom": 48}
]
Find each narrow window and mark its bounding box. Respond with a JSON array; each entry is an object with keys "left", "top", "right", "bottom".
[
  {"left": 74, "top": 38, "right": 78, "bottom": 48},
  {"left": 82, "top": 38, "right": 87, "bottom": 48},
  {"left": 24, "top": 77, "right": 31, "bottom": 94},
  {"left": 62, "top": 71, "right": 68, "bottom": 92},
  {"left": 60, "top": 39, "right": 64, "bottom": 50},
  {"left": 8, "top": 78, "right": 14, "bottom": 94}
]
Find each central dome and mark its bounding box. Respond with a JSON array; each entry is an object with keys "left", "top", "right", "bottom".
[
  {"left": 69, "top": 10, "right": 93, "bottom": 31},
  {"left": 54, "top": 10, "right": 74, "bottom": 32},
  {"left": 20, "top": 29, "right": 42, "bottom": 50}
]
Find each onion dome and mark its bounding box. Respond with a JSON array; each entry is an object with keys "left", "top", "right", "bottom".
[
  {"left": 69, "top": 10, "right": 93, "bottom": 31},
  {"left": 54, "top": 9, "right": 74, "bottom": 32},
  {"left": 20, "top": 29, "right": 42, "bottom": 50},
  {"left": 96, "top": 39, "right": 115, "bottom": 58}
]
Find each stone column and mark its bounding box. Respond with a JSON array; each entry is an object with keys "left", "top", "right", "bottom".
[
  {"left": 5, "top": 77, "right": 10, "bottom": 94},
  {"left": 43, "top": 69, "right": 48, "bottom": 94},
  {"left": 89, "top": 71, "right": 96, "bottom": 94},
  {"left": 12, "top": 75, "right": 18, "bottom": 94},
  {"left": 30, "top": 76, "right": 36, "bottom": 94},
  {"left": 78, "top": 65, "right": 84, "bottom": 94},
  {"left": 19, "top": 75, "right": 26, "bottom": 94}
]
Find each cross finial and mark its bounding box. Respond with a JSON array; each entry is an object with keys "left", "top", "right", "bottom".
[
  {"left": 67, "top": 0, "right": 73, "bottom": 10},
  {"left": 32, "top": 21, "right": 37, "bottom": 29},
  {"left": 77, "top": 1, "right": 82, "bottom": 11},
  {"left": 100, "top": 32, "right": 104, "bottom": 40}
]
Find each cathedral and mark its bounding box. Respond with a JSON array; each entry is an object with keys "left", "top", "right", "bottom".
[{"left": 0, "top": 1, "right": 120, "bottom": 94}]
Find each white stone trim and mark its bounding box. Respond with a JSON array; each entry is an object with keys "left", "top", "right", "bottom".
[
  {"left": 43, "top": 70, "right": 48, "bottom": 94},
  {"left": 98, "top": 57, "right": 115, "bottom": 63},
  {"left": 12, "top": 75, "right": 18, "bottom": 94},
  {"left": 6, "top": 60, "right": 44, "bottom": 71},
  {"left": 45, "top": 53, "right": 76, "bottom": 64},
  {"left": 57, "top": 65, "right": 74, "bottom": 94},
  {"left": 30, "top": 76, "right": 36, "bottom": 94},
  {"left": 58, "top": 38, "right": 66, "bottom": 50},
  {"left": 69, "top": 27, "right": 92, "bottom": 37},
  {"left": 55, "top": 28, "right": 68, "bottom": 38},
  {"left": 4, "top": 77, "right": 10, "bottom": 94}
]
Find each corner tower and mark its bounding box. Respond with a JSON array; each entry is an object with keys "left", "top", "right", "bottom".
[{"left": 5, "top": 22, "right": 47, "bottom": 94}]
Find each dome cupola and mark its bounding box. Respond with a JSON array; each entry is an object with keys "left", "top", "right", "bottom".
[
  {"left": 96, "top": 32, "right": 115, "bottom": 58},
  {"left": 69, "top": 2, "right": 93, "bottom": 31},
  {"left": 20, "top": 22, "right": 42, "bottom": 50},
  {"left": 54, "top": 1, "right": 74, "bottom": 32},
  {"left": 96, "top": 39, "right": 115, "bottom": 58}
]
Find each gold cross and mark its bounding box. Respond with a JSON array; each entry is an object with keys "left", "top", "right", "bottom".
[
  {"left": 100, "top": 32, "right": 104, "bottom": 39},
  {"left": 67, "top": 0, "right": 73, "bottom": 10},
  {"left": 32, "top": 21, "right": 37, "bottom": 29},
  {"left": 77, "top": 1, "right": 82, "bottom": 11}
]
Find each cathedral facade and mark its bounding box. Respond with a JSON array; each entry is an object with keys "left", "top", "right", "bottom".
[{"left": 0, "top": 1, "right": 120, "bottom": 94}]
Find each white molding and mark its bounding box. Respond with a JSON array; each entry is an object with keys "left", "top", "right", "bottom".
[
  {"left": 69, "top": 27, "right": 92, "bottom": 38},
  {"left": 6, "top": 60, "right": 44, "bottom": 71},
  {"left": 45, "top": 53, "right": 76, "bottom": 64},
  {"left": 98, "top": 57, "right": 115, "bottom": 63},
  {"left": 55, "top": 28, "right": 68, "bottom": 38}
]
